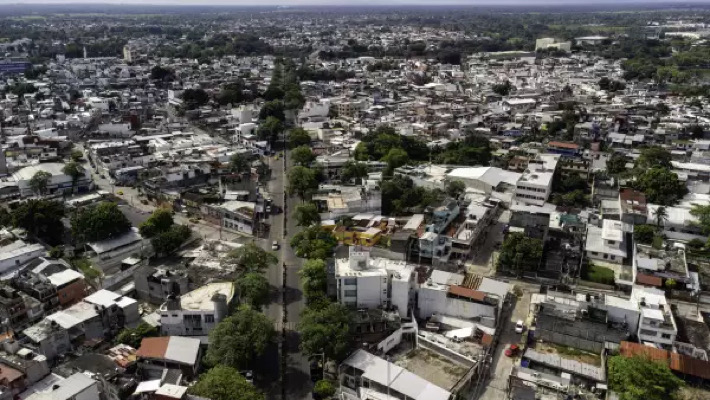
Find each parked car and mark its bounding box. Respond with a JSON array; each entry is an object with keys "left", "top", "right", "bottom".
[
  {"left": 505, "top": 344, "right": 520, "bottom": 357},
  {"left": 271, "top": 241, "right": 279, "bottom": 251},
  {"left": 515, "top": 320, "right": 524, "bottom": 334}
]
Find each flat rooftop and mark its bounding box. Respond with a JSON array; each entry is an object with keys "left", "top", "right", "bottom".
[
  {"left": 180, "top": 282, "right": 234, "bottom": 311},
  {"left": 395, "top": 348, "right": 469, "bottom": 393}
]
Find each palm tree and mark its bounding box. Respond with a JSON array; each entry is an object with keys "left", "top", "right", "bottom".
[{"left": 653, "top": 206, "right": 668, "bottom": 228}]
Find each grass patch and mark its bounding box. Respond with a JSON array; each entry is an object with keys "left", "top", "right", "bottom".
[
  {"left": 70, "top": 257, "right": 102, "bottom": 281},
  {"left": 583, "top": 264, "right": 615, "bottom": 285}
]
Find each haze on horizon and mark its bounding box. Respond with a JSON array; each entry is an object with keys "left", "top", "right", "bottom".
[{"left": 0, "top": 0, "right": 703, "bottom": 5}]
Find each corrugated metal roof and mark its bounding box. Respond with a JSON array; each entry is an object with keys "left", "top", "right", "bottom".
[
  {"left": 448, "top": 285, "right": 486, "bottom": 301},
  {"left": 136, "top": 337, "right": 169, "bottom": 360}
]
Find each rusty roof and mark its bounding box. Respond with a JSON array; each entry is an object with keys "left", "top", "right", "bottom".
[
  {"left": 448, "top": 285, "right": 486, "bottom": 301},
  {"left": 619, "top": 341, "right": 669, "bottom": 363},
  {"left": 136, "top": 337, "right": 169, "bottom": 360},
  {"left": 636, "top": 273, "right": 663, "bottom": 287},
  {"left": 548, "top": 141, "right": 579, "bottom": 150},
  {"left": 671, "top": 353, "right": 710, "bottom": 380}
]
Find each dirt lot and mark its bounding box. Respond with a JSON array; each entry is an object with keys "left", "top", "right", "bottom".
[
  {"left": 395, "top": 348, "right": 469, "bottom": 392},
  {"left": 535, "top": 342, "right": 602, "bottom": 367}
]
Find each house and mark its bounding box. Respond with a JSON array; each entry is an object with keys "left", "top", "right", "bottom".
[
  {"left": 339, "top": 349, "right": 452, "bottom": 400},
  {"left": 24, "top": 258, "right": 86, "bottom": 307},
  {"left": 22, "top": 320, "right": 71, "bottom": 361},
  {"left": 136, "top": 336, "right": 202, "bottom": 379},
  {"left": 547, "top": 141, "right": 579, "bottom": 157},
  {"left": 134, "top": 266, "right": 189, "bottom": 304},
  {"left": 85, "top": 228, "right": 150, "bottom": 272},
  {"left": 23, "top": 372, "right": 100, "bottom": 400},
  {"left": 159, "top": 282, "right": 235, "bottom": 336},
  {"left": 634, "top": 244, "right": 689, "bottom": 289},
  {"left": 585, "top": 219, "right": 628, "bottom": 265},
  {"left": 630, "top": 286, "right": 677, "bottom": 348},
  {"left": 0, "top": 241, "right": 45, "bottom": 276}
]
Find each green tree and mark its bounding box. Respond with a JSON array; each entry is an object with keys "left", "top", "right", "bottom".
[
  {"left": 288, "top": 128, "right": 311, "bottom": 149},
  {"left": 291, "top": 225, "right": 337, "bottom": 259},
  {"left": 12, "top": 200, "right": 65, "bottom": 244},
  {"left": 313, "top": 380, "right": 336, "bottom": 399},
  {"left": 230, "top": 153, "right": 252, "bottom": 175},
  {"left": 222, "top": 242, "right": 278, "bottom": 273},
  {"left": 257, "top": 116, "right": 284, "bottom": 142},
  {"left": 188, "top": 366, "right": 264, "bottom": 400},
  {"left": 294, "top": 203, "right": 321, "bottom": 227},
  {"left": 71, "top": 202, "right": 131, "bottom": 243},
  {"left": 383, "top": 147, "right": 410, "bottom": 171},
  {"left": 446, "top": 180, "right": 466, "bottom": 199},
  {"left": 139, "top": 207, "right": 174, "bottom": 238},
  {"left": 340, "top": 161, "right": 369, "bottom": 183},
  {"left": 300, "top": 259, "right": 328, "bottom": 303},
  {"left": 492, "top": 80, "right": 512, "bottom": 96},
  {"left": 29, "top": 171, "right": 52, "bottom": 196},
  {"left": 258, "top": 100, "right": 285, "bottom": 121},
  {"left": 151, "top": 224, "right": 192, "bottom": 256},
  {"left": 634, "top": 225, "right": 656, "bottom": 245},
  {"left": 70, "top": 150, "right": 83, "bottom": 162},
  {"left": 607, "top": 355, "right": 683, "bottom": 400},
  {"left": 0, "top": 208, "right": 10, "bottom": 227},
  {"left": 497, "top": 233, "right": 543, "bottom": 274},
  {"left": 299, "top": 301, "right": 352, "bottom": 362},
  {"left": 205, "top": 307, "right": 275, "bottom": 370},
  {"left": 236, "top": 272, "right": 270, "bottom": 308},
  {"left": 115, "top": 322, "right": 158, "bottom": 348},
  {"left": 150, "top": 65, "right": 174, "bottom": 81},
  {"left": 288, "top": 166, "right": 319, "bottom": 200},
  {"left": 636, "top": 167, "right": 687, "bottom": 205},
  {"left": 607, "top": 152, "right": 629, "bottom": 175},
  {"left": 690, "top": 204, "right": 710, "bottom": 234},
  {"left": 62, "top": 161, "right": 84, "bottom": 194},
  {"left": 291, "top": 145, "right": 315, "bottom": 166},
  {"left": 636, "top": 147, "right": 673, "bottom": 171},
  {"left": 181, "top": 88, "right": 209, "bottom": 110}
]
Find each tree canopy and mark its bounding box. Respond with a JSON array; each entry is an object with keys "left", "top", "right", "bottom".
[
  {"left": 115, "top": 322, "right": 158, "bottom": 348},
  {"left": 606, "top": 152, "right": 629, "bottom": 175},
  {"left": 636, "top": 146, "right": 673, "bottom": 171},
  {"left": 299, "top": 301, "right": 353, "bottom": 362},
  {"left": 236, "top": 272, "right": 270, "bottom": 308},
  {"left": 497, "top": 232, "right": 543, "bottom": 274},
  {"left": 222, "top": 242, "right": 278, "bottom": 273},
  {"left": 633, "top": 225, "right": 656, "bottom": 245},
  {"left": 294, "top": 203, "right": 321, "bottom": 227},
  {"left": 291, "top": 145, "right": 315, "bottom": 166},
  {"left": 691, "top": 204, "right": 710, "bottom": 234},
  {"left": 62, "top": 161, "right": 84, "bottom": 192},
  {"left": 151, "top": 224, "right": 191, "bottom": 256},
  {"left": 291, "top": 225, "right": 337, "bottom": 259},
  {"left": 205, "top": 307, "right": 275, "bottom": 370},
  {"left": 71, "top": 202, "right": 131, "bottom": 243},
  {"left": 12, "top": 199, "right": 65, "bottom": 244},
  {"left": 381, "top": 175, "right": 443, "bottom": 216},
  {"left": 636, "top": 167, "right": 687, "bottom": 206},
  {"left": 139, "top": 207, "right": 174, "bottom": 238},
  {"left": 288, "top": 128, "right": 311, "bottom": 149},
  {"left": 188, "top": 366, "right": 264, "bottom": 400},
  {"left": 340, "top": 161, "right": 369, "bottom": 183},
  {"left": 181, "top": 88, "right": 209, "bottom": 110},
  {"left": 29, "top": 171, "right": 52, "bottom": 195},
  {"left": 608, "top": 355, "right": 683, "bottom": 400},
  {"left": 300, "top": 259, "right": 328, "bottom": 304},
  {"left": 257, "top": 116, "right": 284, "bottom": 142},
  {"left": 288, "top": 166, "right": 319, "bottom": 200}
]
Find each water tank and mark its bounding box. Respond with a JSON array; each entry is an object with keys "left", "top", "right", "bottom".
[{"left": 211, "top": 293, "right": 228, "bottom": 322}]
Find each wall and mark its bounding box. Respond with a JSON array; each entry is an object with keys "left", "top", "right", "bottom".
[
  {"left": 390, "top": 279, "right": 411, "bottom": 318},
  {"left": 75, "top": 382, "right": 101, "bottom": 400},
  {"left": 57, "top": 279, "right": 86, "bottom": 307},
  {"left": 356, "top": 275, "right": 387, "bottom": 309}
]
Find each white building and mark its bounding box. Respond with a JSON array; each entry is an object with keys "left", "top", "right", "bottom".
[
  {"left": 514, "top": 154, "right": 558, "bottom": 206},
  {"left": 24, "top": 372, "right": 100, "bottom": 400},
  {"left": 13, "top": 163, "right": 93, "bottom": 197},
  {"left": 340, "top": 349, "right": 451, "bottom": 400},
  {"left": 334, "top": 248, "right": 416, "bottom": 318},
  {"left": 585, "top": 219, "right": 628, "bottom": 265},
  {"left": 535, "top": 38, "right": 572, "bottom": 52},
  {"left": 446, "top": 166, "right": 521, "bottom": 195},
  {"left": 0, "top": 240, "right": 45, "bottom": 276},
  {"left": 417, "top": 271, "right": 509, "bottom": 328},
  {"left": 87, "top": 97, "right": 110, "bottom": 112},
  {"left": 85, "top": 228, "right": 150, "bottom": 272},
  {"left": 630, "top": 286, "right": 677, "bottom": 347},
  {"left": 159, "top": 282, "right": 235, "bottom": 336}
]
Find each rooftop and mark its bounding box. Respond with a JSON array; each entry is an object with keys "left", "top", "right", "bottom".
[
  {"left": 179, "top": 282, "right": 234, "bottom": 311},
  {"left": 136, "top": 336, "right": 201, "bottom": 365}
]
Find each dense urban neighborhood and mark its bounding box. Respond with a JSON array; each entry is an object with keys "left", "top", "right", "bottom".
[{"left": 0, "top": 3, "right": 708, "bottom": 400}]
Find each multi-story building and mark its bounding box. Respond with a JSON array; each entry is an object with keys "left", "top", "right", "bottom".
[
  {"left": 23, "top": 257, "right": 86, "bottom": 308},
  {"left": 134, "top": 266, "right": 189, "bottom": 304},
  {"left": 631, "top": 286, "right": 677, "bottom": 348},
  {"left": 334, "top": 247, "right": 416, "bottom": 318},
  {"left": 514, "top": 154, "right": 559, "bottom": 206},
  {"left": 159, "top": 282, "right": 235, "bottom": 336},
  {"left": 585, "top": 219, "right": 628, "bottom": 265},
  {"left": 0, "top": 241, "right": 45, "bottom": 276}
]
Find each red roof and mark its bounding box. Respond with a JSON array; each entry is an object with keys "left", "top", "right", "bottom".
[
  {"left": 136, "top": 337, "right": 169, "bottom": 360},
  {"left": 620, "top": 341, "right": 710, "bottom": 380},
  {"left": 636, "top": 273, "right": 663, "bottom": 287},
  {"left": 548, "top": 141, "right": 579, "bottom": 150},
  {"left": 619, "top": 341, "right": 669, "bottom": 363},
  {"left": 448, "top": 285, "right": 486, "bottom": 301}
]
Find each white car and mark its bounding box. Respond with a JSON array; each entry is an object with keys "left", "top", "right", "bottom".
[
  {"left": 515, "top": 320, "right": 524, "bottom": 334},
  {"left": 271, "top": 241, "right": 279, "bottom": 251}
]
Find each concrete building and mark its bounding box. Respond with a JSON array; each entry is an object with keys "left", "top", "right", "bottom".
[
  {"left": 24, "top": 258, "right": 86, "bottom": 308},
  {"left": 24, "top": 372, "right": 100, "bottom": 400},
  {"left": 630, "top": 286, "right": 677, "bottom": 348},
  {"left": 159, "top": 282, "right": 235, "bottom": 336},
  {"left": 514, "top": 154, "right": 558, "bottom": 206},
  {"left": 12, "top": 163, "right": 92, "bottom": 197},
  {"left": 136, "top": 336, "right": 202, "bottom": 379},
  {"left": 585, "top": 219, "right": 628, "bottom": 265},
  {"left": 535, "top": 38, "right": 572, "bottom": 52},
  {"left": 134, "top": 266, "right": 189, "bottom": 304},
  {"left": 0, "top": 241, "right": 45, "bottom": 276},
  {"left": 334, "top": 247, "right": 416, "bottom": 318},
  {"left": 85, "top": 228, "right": 150, "bottom": 272}
]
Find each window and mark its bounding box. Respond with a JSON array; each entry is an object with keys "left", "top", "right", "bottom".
[
  {"left": 343, "top": 278, "right": 357, "bottom": 285},
  {"left": 640, "top": 329, "right": 657, "bottom": 336},
  {"left": 610, "top": 256, "right": 616, "bottom": 260},
  {"left": 661, "top": 333, "right": 672, "bottom": 339},
  {"left": 603, "top": 254, "right": 608, "bottom": 259},
  {"left": 204, "top": 314, "right": 215, "bottom": 323},
  {"left": 344, "top": 290, "right": 357, "bottom": 297},
  {"left": 171, "top": 314, "right": 178, "bottom": 317}
]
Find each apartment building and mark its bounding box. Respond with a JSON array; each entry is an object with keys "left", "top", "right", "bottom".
[
  {"left": 159, "top": 282, "right": 235, "bottom": 336},
  {"left": 585, "top": 219, "right": 628, "bottom": 265},
  {"left": 630, "top": 286, "right": 677, "bottom": 348}
]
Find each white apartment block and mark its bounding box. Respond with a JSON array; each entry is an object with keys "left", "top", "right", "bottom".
[
  {"left": 335, "top": 248, "right": 416, "bottom": 318},
  {"left": 160, "top": 282, "right": 235, "bottom": 337},
  {"left": 630, "top": 286, "right": 677, "bottom": 348},
  {"left": 585, "top": 219, "right": 628, "bottom": 265},
  {"left": 514, "top": 154, "right": 559, "bottom": 206}
]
